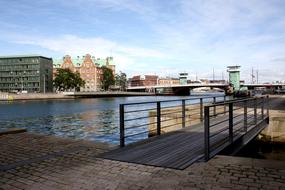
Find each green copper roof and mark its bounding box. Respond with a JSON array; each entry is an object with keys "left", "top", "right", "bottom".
[{"left": 53, "top": 56, "right": 115, "bottom": 67}]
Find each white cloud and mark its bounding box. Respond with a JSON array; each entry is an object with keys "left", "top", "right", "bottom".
[
  {"left": 3, "top": 0, "right": 285, "bottom": 82},
  {"left": 14, "top": 34, "right": 165, "bottom": 72},
  {"left": 16, "top": 35, "right": 116, "bottom": 57}
]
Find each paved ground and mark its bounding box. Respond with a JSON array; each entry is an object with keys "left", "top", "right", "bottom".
[{"left": 0, "top": 132, "right": 285, "bottom": 190}]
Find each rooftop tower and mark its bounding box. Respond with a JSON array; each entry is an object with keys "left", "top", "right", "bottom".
[{"left": 227, "top": 66, "right": 241, "bottom": 91}]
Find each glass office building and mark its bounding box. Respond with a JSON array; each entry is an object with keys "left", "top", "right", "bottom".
[{"left": 0, "top": 55, "right": 53, "bottom": 93}]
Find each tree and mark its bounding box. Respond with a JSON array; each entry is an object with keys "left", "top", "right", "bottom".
[
  {"left": 115, "top": 71, "right": 127, "bottom": 91},
  {"left": 101, "top": 66, "right": 115, "bottom": 90},
  {"left": 53, "top": 68, "right": 85, "bottom": 92}
]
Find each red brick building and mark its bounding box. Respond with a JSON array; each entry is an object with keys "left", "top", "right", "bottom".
[
  {"left": 130, "top": 75, "right": 158, "bottom": 87},
  {"left": 53, "top": 54, "right": 115, "bottom": 91}
]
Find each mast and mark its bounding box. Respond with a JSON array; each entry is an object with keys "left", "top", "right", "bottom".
[
  {"left": 256, "top": 69, "right": 259, "bottom": 84},
  {"left": 251, "top": 68, "right": 254, "bottom": 84}
]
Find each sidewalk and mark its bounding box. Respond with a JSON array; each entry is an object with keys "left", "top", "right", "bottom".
[{"left": 0, "top": 132, "right": 285, "bottom": 190}]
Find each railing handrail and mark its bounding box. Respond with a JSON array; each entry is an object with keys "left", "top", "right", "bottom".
[
  {"left": 120, "top": 94, "right": 226, "bottom": 106},
  {"left": 119, "top": 94, "right": 227, "bottom": 147},
  {"left": 205, "top": 95, "right": 268, "bottom": 108},
  {"left": 204, "top": 95, "right": 269, "bottom": 161}
]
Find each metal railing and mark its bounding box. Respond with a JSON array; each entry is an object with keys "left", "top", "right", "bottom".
[
  {"left": 119, "top": 95, "right": 227, "bottom": 147},
  {"left": 204, "top": 96, "right": 269, "bottom": 161}
]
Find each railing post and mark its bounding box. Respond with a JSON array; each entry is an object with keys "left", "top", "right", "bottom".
[
  {"left": 200, "top": 98, "right": 203, "bottom": 122},
  {"left": 157, "top": 102, "right": 161, "bottom": 135},
  {"left": 261, "top": 97, "right": 264, "bottom": 120},
  {"left": 182, "top": 100, "right": 186, "bottom": 128},
  {"left": 213, "top": 97, "right": 216, "bottom": 116},
  {"left": 229, "top": 103, "right": 233, "bottom": 144},
  {"left": 266, "top": 95, "right": 270, "bottom": 124},
  {"left": 254, "top": 98, "right": 257, "bottom": 124},
  {"left": 224, "top": 95, "right": 226, "bottom": 114},
  {"left": 204, "top": 106, "right": 210, "bottom": 161},
  {"left": 266, "top": 95, "right": 269, "bottom": 117},
  {"left": 119, "top": 104, "right": 125, "bottom": 147},
  {"left": 244, "top": 100, "right": 247, "bottom": 132}
]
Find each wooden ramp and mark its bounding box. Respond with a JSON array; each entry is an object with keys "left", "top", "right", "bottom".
[
  {"left": 101, "top": 125, "right": 205, "bottom": 169},
  {"left": 101, "top": 96, "right": 270, "bottom": 170},
  {"left": 100, "top": 113, "right": 266, "bottom": 170},
  {"left": 100, "top": 115, "right": 240, "bottom": 170}
]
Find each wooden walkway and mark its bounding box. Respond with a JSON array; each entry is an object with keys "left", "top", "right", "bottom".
[
  {"left": 101, "top": 113, "right": 264, "bottom": 169},
  {"left": 101, "top": 128, "right": 203, "bottom": 169},
  {"left": 103, "top": 124, "right": 205, "bottom": 169}
]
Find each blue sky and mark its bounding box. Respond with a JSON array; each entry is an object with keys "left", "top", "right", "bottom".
[{"left": 0, "top": 0, "right": 285, "bottom": 82}]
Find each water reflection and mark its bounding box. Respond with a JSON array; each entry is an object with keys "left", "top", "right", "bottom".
[
  {"left": 0, "top": 94, "right": 224, "bottom": 145},
  {"left": 235, "top": 139, "right": 285, "bottom": 161}
]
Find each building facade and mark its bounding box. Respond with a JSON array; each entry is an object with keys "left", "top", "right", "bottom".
[
  {"left": 53, "top": 54, "right": 115, "bottom": 91},
  {"left": 0, "top": 55, "right": 53, "bottom": 93},
  {"left": 130, "top": 75, "right": 158, "bottom": 87},
  {"left": 158, "top": 78, "right": 180, "bottom": 86}
]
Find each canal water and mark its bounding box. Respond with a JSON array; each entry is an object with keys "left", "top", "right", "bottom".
[{"left": 0, "top": 93, "right": 223, "bottom": 145}]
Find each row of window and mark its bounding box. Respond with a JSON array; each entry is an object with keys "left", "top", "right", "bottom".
[
  {"left": 0, "top": 58, "right": 39, "bottom": 64},
  {"left": 0, "top": 71, "right": 40, "bottom": 77},
  {"left": 0, "top": 77, "right": 40, "bottom": 82},
  {"left": 0, "top": 64, "right": 39, "bottom": 70},
  {"left": 0, "top": 82, "right": 40, "bottom": 87}
]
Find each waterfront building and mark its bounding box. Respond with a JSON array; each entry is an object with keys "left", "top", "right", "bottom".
[
  {"left": 130, "top": 75, "right": 158, "bottom": 87},
  {"left": 53, "top": 54, "right": 115, "bottom": 91},
  {"left": 158, "top": 77, "right": 180, "bottom": 85},
  {"left": 0, "top": 55, "right": 53, "bottom": 93}
]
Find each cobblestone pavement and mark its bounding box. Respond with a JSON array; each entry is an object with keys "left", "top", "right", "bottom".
[{"left": 0, "top": 133, "right": 285, "bottom": 190}]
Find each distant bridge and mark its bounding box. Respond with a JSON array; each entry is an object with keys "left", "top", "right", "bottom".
[
  {"left": 242, "top": 83, "right": 285, "bottom": 89},
  {"left": 127, "top": 83, "right": 285, "bottom": 95}
]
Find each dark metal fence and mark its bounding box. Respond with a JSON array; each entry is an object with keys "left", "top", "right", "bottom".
[
  {"left": 204, "top": 96, "right": 269, "bottom": 161},
  {"left": 119, "top": 95, "right": 227, "bottom": 147}
]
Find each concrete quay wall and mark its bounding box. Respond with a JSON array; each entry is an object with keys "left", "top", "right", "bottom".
[
  {"left": 0, "top": 91, "right": 155, "bottom": 101},
  {"left": 148, "top": 103, "right": 227, "bottom": 136},
  {"left": 260, "top": 95, "right": 285, "bottom": 143},
  {"left": 0, "top": 93, "right": 73, "bottom": 101}
]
